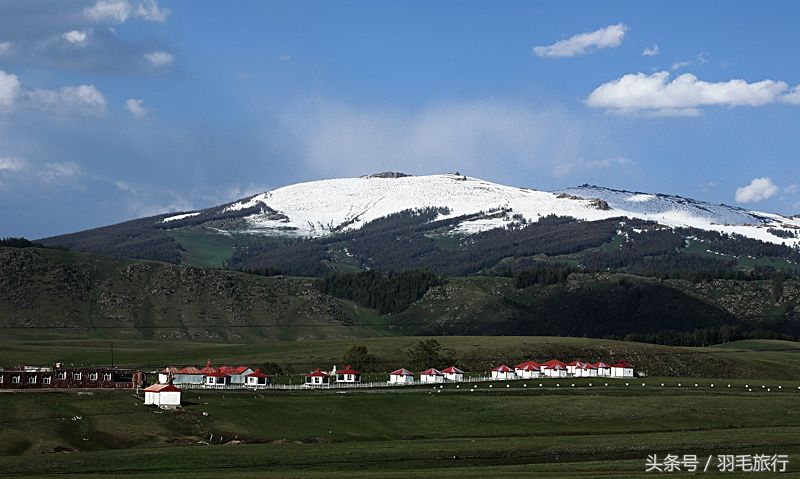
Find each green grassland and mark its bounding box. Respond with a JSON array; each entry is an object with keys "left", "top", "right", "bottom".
[
  {"left": 2, "top": 338, "right": 800, "bottom": 477},
  {"left": 1, "top": 381, "right": 800, "bottom": 478}
]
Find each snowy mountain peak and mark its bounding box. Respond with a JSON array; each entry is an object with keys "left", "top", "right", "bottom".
[{"left": 192, "top": 174, "right": 800, "bottom": 246}]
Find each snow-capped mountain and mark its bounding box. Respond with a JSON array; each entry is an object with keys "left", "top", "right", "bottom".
[{"left": 170, "top": 173, "right": 800, "bottom": 246}]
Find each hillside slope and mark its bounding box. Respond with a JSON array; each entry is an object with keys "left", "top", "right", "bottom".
[
  {"left": 2, "top": 246, "right": 800, "bottom": 343},
  {"left": 0, "top": 247, "right": 385, "bottom": 341}
]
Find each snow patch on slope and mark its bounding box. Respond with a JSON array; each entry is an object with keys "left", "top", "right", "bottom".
[
  {"left": 217, "top": 174, "right": 800, "bottom": 246},
  {"left": 163, "top": 212, "right": 200, "bottom": 222}
]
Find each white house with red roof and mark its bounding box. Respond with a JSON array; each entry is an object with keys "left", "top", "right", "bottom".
[
  {"left": 204, "top": 371, "right": 229, "bottom": 388},
  {"left": 491, "top": 364, "right": 515, "bottom": 380},
  {"left": 419, "top": 368, "right": 444, "bottom": 383},
  {"left": 159, "top": 366, "right": 204, "bottom": 386},
  {"left": 594, "top": 362, "right": 612, "bottom": 377},
  {"left": 388, "top": 368, "right": 414, "bottom": 384},
  {"left": 214, "top": 366, "right": 254, "bottom": 385},
  {"left": 611, "top": 361, "right": 634, "bottom": 378},
  {"left": 335, "top": 365, "right": 362, "bottom": 383},
  {"left": 514, "top": 361, "right": 542, "bottom": 379},
  {"left": 304, "top": 368, "right": 330, "bottom": 386},
  {"left": 441, "top": 366, "right": 464, "bottom": 382},
  {"left": 245, "top": 369, "right": 272, "bottom": 388},
  {"left": 577, "top": 362, "right": 598, "bottom": 377},
  {"left": 565, "top": 360, "right": 584, "bottom": 376},
  {"left": 541, "top": 360, "right": 567, "bottom": 378},
  {"left": 144, "top": 383, "right": 181, "bottom": 409}
]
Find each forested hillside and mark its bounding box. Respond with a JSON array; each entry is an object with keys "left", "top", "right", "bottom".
[{"left": 4, "top": 246, "right": 799, "bottom": 346}]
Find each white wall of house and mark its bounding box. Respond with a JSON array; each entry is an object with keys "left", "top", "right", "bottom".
[
  {"left": 420, "top": 374, "right": 444, "bottom": 383},
  {"left": 144, "top": 391, "right": 181, "bottom": 409},
  {"left": 443, "top": 372, "right": 464, "bottom": 381},
  {"left": 491, "top": 370, "right": 515, "bottom": 380},
  {"left": 611, "top": 367, "right": 634, "bottom": 378},
  {"left": 515, "top": 369, "right": 540, "bottom": 379},
  {"left": 389, "top": 373, "right": 413, "bottom": 384}
]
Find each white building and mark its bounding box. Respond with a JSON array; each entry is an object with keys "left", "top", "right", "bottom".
[
  {"left": 514, "top": 361, "right": 541, "bottom": 379},
  {"left": 441, "top": 366, "right": 464, "bottom": 382},
  {"left": 143, "top": 384, "right": 181, "bottom": 409},
  {"left": 594, "top": 362, "right": 612, "bottom": 377},
  {"left": 542, "top": 364, "right": 567, "bottom": 378},
  {"left": 335, "top": 365, "right": 362, "bottom": 383},
  {"left": 244, "top": 369, "right": 272, "bottom": 388},
  {"left": 388, "top": 368, "right": 414, "bottom": 384},
  {"left": 304, "top": 368, "right": 330, "bottom": 387},
  {"left": 159, "top": 366, "right": 204, "bottom": 386},
  {"left": 491, "top": 364, "right": 515, "bottom": 380},
  {"left": 419, "top": 368, "right": 444, "bottom": 383},
  {"left": 565, "top": 360, "right": 584, "bottom": 376},
  {"left": 578, "top": 363, "right": 598, "bottom": 377},
  {"left": 610, "top": 361, "right": 634, "bottom": 378}
]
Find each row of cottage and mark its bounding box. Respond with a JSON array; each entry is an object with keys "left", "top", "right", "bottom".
[
  {"left": 144, "top": 359, "right": 635, "bottom": 408},
  {"left": 157, "top": 359, "right": 635, "bottom": 388}
]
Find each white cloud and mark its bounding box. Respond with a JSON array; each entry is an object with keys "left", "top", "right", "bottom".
[
  {"left": 0, "top": 69, "right": 22, "bottom": 108},
  {"left": 85, "top": 0, "right": 132, "bottom": 23},
  {"left": 0, "top": 42, "right": 10, "bottom": 56},
  {"left": 670, "top": 60, "right": 691, "bottom": 71},
  {"left": 783, "top": 85, "right": 800, "bottom": 106},
  {"left": 0, "top": 156, "right": 26, "bottom": 172},
  {"left": 124, "top": 98, "right": 149, "bottom": 118},
  {"left": 784, "top": 184, "right": 799, "bottom": 194},
  {"left": 671, "top": 52, "right": 709, "bottom": 71},
  {"left": 0, "top": 157, "right": 80, "bottom": 184},
  {"left": 144, "top": 50, "right": 173, "bottom": 67},
  {"left": 26, "top": 84, "right": 106, "bottom": 116},
  {"left": 533, "top": 23, "right": 628, "bottom": 58},
  {"left": 735, "top": 177, "right": 779, "bottom": 203},
  {"left": 279, "top": 52, "right": 291, "bottom": 62},
  {"left": 135, "top": 0, "right": 170, "bottom": 22},
  {"left": 642, "top": 45, "right": 659, "bottom": 56},
  {"left": 277, "top": 99, "right": 620, "bottom": 182},
  {"left": 38, "top": 162, "right": 81, "bottom": 183},
  {"left": 586, "top": 71, "right": 789, "bottom": 116},
  {"left": 62, "top": 30, "right": 89, "bottom": 46},
  {"left": 85, "top": 0, "right": 169, "bottom": 23}
]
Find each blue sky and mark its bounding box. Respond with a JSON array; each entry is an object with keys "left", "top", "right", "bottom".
[{"left": 1, "top": 1, "right": 800, "bottom": 238}]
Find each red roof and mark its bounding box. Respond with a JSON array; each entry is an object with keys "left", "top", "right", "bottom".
[
  {"left": 492, "top": 364, "right": 513, "bottom": 372},
  {"left": 245, "top": 369, "right": 272, "bottom": 378},
  {"left": 217, "top": 366, "right": 251, "bottom": 375},
  {"left": 420, "top": 368, "right": 443, "bottom": 376},
  {"left": 441, "top": 366, "right": 463, "bottom": 374},
  {"left": 162, "top": 366, "right": 179, "bottom": 373},
  {"left": 305, "top": 368, "right": 329, "bottom": 377},
  {"left": 178, "top": 366, "right": 202, "bottom": 374},
  {"left": 336, "top": 365, "right": 361, "bottom": 375},
  {"left": 205, "top": 371, "right": 228, "bottom": 378},
  {"left": 612, "top": 361, "right": 633, "bottom": 368},
  {"left": 145, "top": 384, "right": 181, "bottom": 393},
  {"left": 565, "top": 360, "right": 583, "bottom": 367},
  {"left": 593, "top": 362, "right": 611, "bottom": 369},
  {"left": 581, "top": 363, "right": 598, "bottom": 369},
  {"left": 542, "top": 359, "right": 567, "bottom": 368},
  {"left": 514, "top": 361, "right": 541, "bottom": 371},
  {"left": 390, "top": 368, "right": 413, "bottom": 376}
]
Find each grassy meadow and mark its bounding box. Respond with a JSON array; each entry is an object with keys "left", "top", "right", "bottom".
[{"left": 0, "top": 338, "right": 800, "bottom": 477}]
